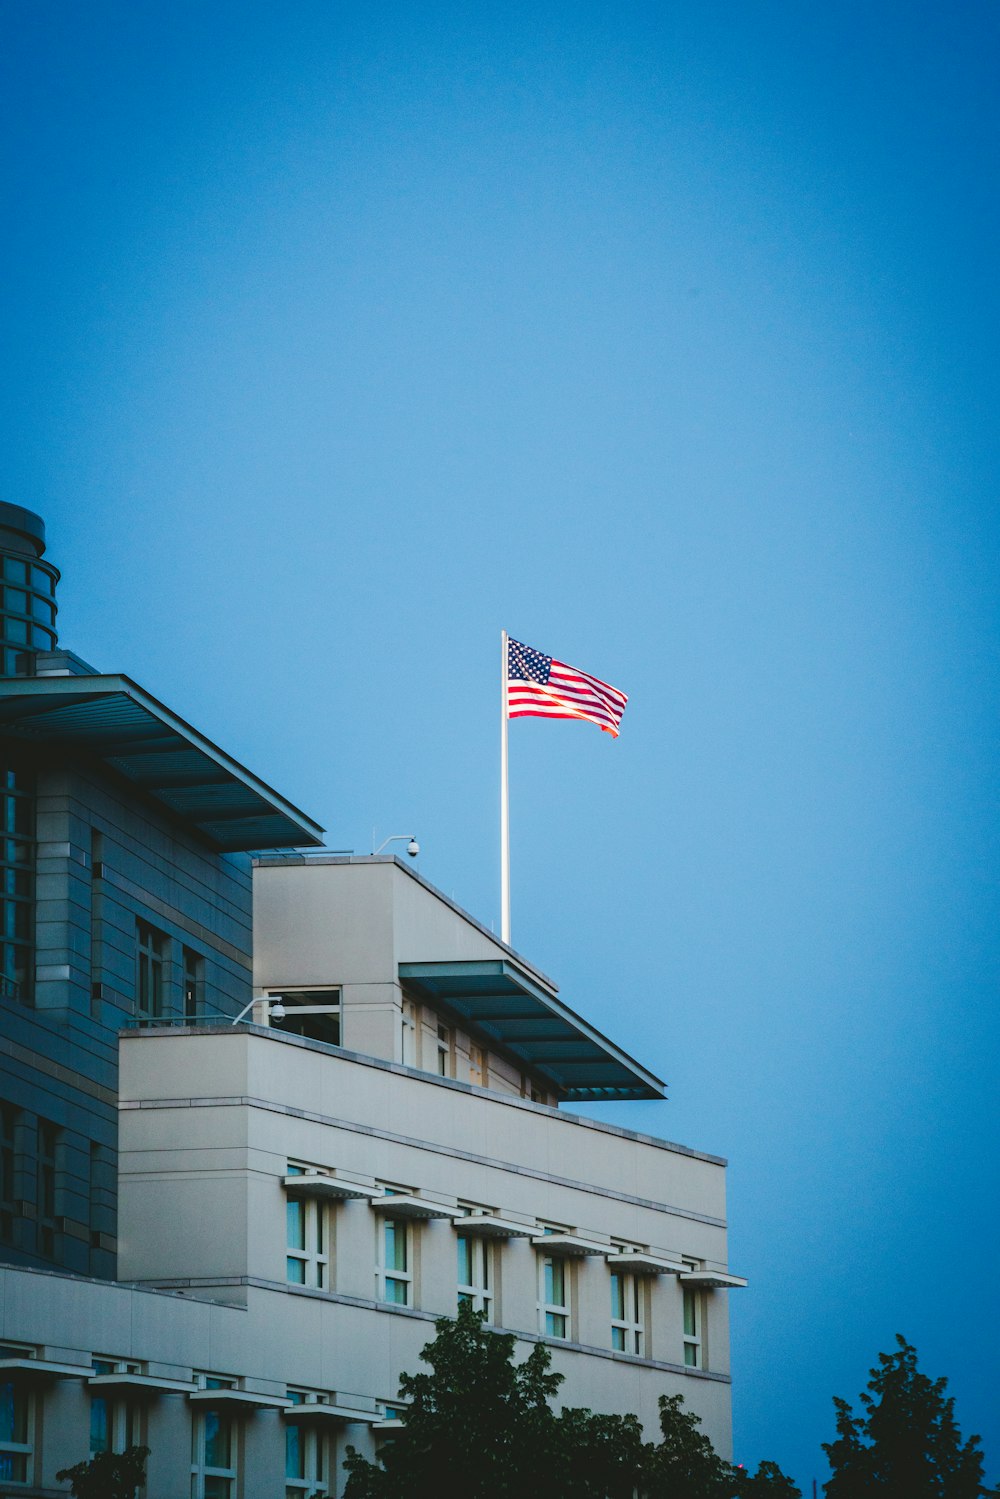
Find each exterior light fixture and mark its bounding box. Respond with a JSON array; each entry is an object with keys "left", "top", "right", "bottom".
[
  {"left": 230, "top": 997, "right": 286, "bottom": 1026},
  {"left": 372, "top": 834, "right": 420, "bottom": 859}
]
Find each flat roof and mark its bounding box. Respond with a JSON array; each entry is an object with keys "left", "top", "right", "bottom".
[
  {"left": 0, "top": 674, "right": 324, "bottom": 852},
  {"left": 399, "top": 959, "right": 666, "bottom": 1102}
]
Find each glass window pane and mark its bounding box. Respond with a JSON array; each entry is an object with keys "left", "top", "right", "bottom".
[
  {"left": 3, "top": 560, "right": 27, "bottom": 584},
  {"left": 90, "top": 1393, "right": 110, "bottom": 1452},
  {"left": 683, "top": 1289, "right": 697, "bottom": 1337},
  {"left": 386, "top": 1277, "right": 408, "bottom": 1305},
  {"left": 612, "top": 1326, "right": 625, "bottom": 1351},
  {"left": 286, "top": 1202, "right": 305, "bottom": 1249},
  {"left": 203, "top": 1410, "right": 230, "bottom": 1467},
  {"left": 385, "top": 1221, "right": 406, "bottom": 1271},
  {"left": 285, "top": 1424, "right": 304, "bottom": 1479},
  {"left": 457, "top": 1236, "right": 471, "bottom": 1284},
  {"left": 0, "top": 1381, "right": 25, "bottom": 1441},
  {"left": 286, "top": 1257, "right": 305, "bottom": 1283}
]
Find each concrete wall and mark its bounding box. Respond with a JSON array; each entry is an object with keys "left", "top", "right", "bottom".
[
  {"left": 252, "top": 858, "right": 563, "bottom": 1100},
  {"left": 116, "top": 1027, "right": 736, "bottom": 1460}
]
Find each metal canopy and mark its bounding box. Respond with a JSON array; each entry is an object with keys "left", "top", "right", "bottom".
[
  {"left": 0, "top": 675, "right": 324, "bottom": 853},
  {"left": 398, "top": 959, "right": 665, "bottom": 1102}
]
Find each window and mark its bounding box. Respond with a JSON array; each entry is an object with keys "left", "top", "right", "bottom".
[
  {"left": 0, "top": 1104, "right": 17, "bottom": 1244},
  {"left": 682, "top": 1283, "right": 702, "bottom": 1368},
  {"left": 456, "top": 1234, "right": 492, "bottom": 1319},
  {"left": 183, "top": 948, "right": 204, "bottom": 1022},
  {"left": 377, "top": 1216, "right": 411, "bottom": 1305},
  {"left": 0, "top": 757, "right": 34, "bottom": 1003},
  {"left": 136, "top": 921, "right": 166, "bottom": 1021},
  {"left": 269, "top": 990, "right": 341, "bottom": 1046},
  {"left": 90, "top": 1360, "right": 141, "bottom": 1456},
  {"left": 401, "top": 1000, "right": 418, "bottom": 1066},
  {"left": 286, "top": 1188, "right": 328, "bottom": 1288},
  {"left": 435, "top": 1024, "right": 452, "bottom": 1078},
  {"left": 191, "top": 1377, "right": 237, "bottom": 1499},
  {"left": 610, "top": 1269, "right": 644, "bottom": 1355},
  {"left": 36, "top": 1120, "right": 58, "bottom": 1258},
  {"left": 285, "top": 1393, "right": 329, "bottom": 1499},
  {"left": 537, "top": 1254, "right": 570, "bottom": 1339},
  {"left": 0, "top": 1377, "right": 30, "bottom": 1483}
]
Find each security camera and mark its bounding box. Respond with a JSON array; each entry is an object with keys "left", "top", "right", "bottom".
[
  {"left": 269, "top": 1002, "right": 286, "bottom": 1023},
  {"left": 407, "top": 839, "right": 420, "bottom": 858}
]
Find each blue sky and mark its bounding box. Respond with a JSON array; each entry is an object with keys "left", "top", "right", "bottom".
[{"left": 3, "top": 1, "right": 998, "bottom": 1486}]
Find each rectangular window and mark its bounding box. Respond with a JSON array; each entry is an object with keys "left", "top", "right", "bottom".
[
  {"left": 538, "top": 1255, "right": 570, "bottom": 1339},
  {"left": 401, "top": 1000, "right": 418, "bottom": 1066},
  {"left": 683, "top": 1285, "right": 702, "bottom": 1368},
  {"left": 285, "top": 1195, "right": 328, "bottom": 1288},
  {"left": 269, "top": 989, "right": 341, "bottom": 1046},
  {"left": 610, "top": 1270, "right": 644, "bottom": 1355},
  {"left": 284, "top": 1393, "right": 328, "bottom": 1499},
  {"left": 0, "top": 1104, "right": 17, "bottom": 1245},
  {"left": 456, "top": 1234, "right": 492, "bottom": 1319},
  {"left": 183, "top": 948, "right": 204, "bottom": 1023},
  {"left": 136, "top": 921, "right": 166, "bottom": 1021},
  {"left": 36, "top": 1120, "right": 58, "bottom": 1259},
  {"left": 0, "top": 757, "right": 34, "bottom": 1004},
  {"left": 0, "top": 1378, "right": 30, "bottom": 1483},
  {"left": 191, "top": 1377, "right": 237, "bottom": 1499},
  {"left": 377, "top": 1218, "right": 411, "bottom": 1306},
  {"left": 435, "top": 1024, "right": 451, "bottom": 1078},
  {"left": 90, "top": 1360, "right": 140, "bottom": 1456}
]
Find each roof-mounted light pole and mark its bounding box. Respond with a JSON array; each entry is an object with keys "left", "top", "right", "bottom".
[{"left": 372, "top": 835, "right": 420, "bottom": 858}]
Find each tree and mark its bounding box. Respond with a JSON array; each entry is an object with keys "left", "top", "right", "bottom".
[
  {"left": 643, "top": 1392, "right": 736, "bottom": 1499},
  {"left": 343, "top": 1300, "right": 644, "bottom": 1499},
  {"left": 823, "top": 1336, "right": 992, "bottom": 1499},
  {"left": 55, "top": 1445, "right": 150, "bottom": 1499},
  {"left": 735, "top": 1459, "right": 802, "bottom": 1497}
]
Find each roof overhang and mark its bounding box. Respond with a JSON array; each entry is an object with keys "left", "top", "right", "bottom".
[
  {"left": 398, "top": 959, "right": 665, "bottom": 1102},
  {"left": 0, "top": 674, "right": 324, "bottom": 852}
]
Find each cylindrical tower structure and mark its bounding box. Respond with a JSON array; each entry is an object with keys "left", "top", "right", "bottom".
[{"left": 0, "top": 503, "right": 59, "bottom": 676}]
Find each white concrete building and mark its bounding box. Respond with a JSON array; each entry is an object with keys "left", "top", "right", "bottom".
[{"left": 1, "top": 854, "right": 745, "bottom": 1499}]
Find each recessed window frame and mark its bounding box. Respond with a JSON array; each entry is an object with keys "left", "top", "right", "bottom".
[
  {"left": 89, "top": 1358, "right": 142, "bottom": 1457},
  {"left": 610, "top": 1268, "right": 644, "bottom": 1355},
  {"left": 285, "top": 1182, "right": 329, "bottom": 1289},
  {"left": 376, "top": 1213, "right": 412, "bottom": 1306},
  {"left": 135, "top": 920, "right": 167, "bottom": 1023},
  {"left": 0, "top": 1374, "right": 31, "bottom": 1484},
  {"left": 284, "top": 1390, "right": 329, "bottom": 1499},
  {"left": 456, "top": 1232, "right": 493, "bottom": 1320},
  {"left": 682, "top": 1259, "right": 703, "bottom": 1368},
  {"left": 191, "top": 1374, "right": 237, "bottom": 1499},
  {"left": 435, "top": 1023, "right": 452, "bottom": 1077}
]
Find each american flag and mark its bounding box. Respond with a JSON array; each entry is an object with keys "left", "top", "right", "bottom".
[{"left": 506, "top": 637, "right": 628, "bottom": 738}]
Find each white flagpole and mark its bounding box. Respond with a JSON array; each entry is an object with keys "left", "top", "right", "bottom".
[{"left": 500, "top": 629, "right": 511, "bottom": 944}]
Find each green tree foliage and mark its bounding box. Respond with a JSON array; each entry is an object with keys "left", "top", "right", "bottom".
[
  {"left": 643, "top": 1392, "right": 737, "bottom": 1499},
  {"left": 735, "top": 1459, "right": 803, "bottom": 1497},
  {"left": 55, "top": 1445, "right": 150, "bottom": 1499},
  {"left": 342, "top": 1300, "right": 645, "bottom": 1498},
  {"left": 823, "top": 1336, "right": 993, "bottom": 1499},
  {"left": 342, "top": 1300, "right": 800, "bottom": 1499}
]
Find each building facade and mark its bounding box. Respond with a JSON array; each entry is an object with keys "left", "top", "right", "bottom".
[{"left": 0, "top": 505, "right": 744, "bottom": 1498}]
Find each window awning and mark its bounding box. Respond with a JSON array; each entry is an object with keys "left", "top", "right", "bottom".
[
  {"left": 283, "top": 1174, "right": 382, "bottom": 1202},
  {"left": 680, "top": 1269, "right": 748, "bottom": 1289},
  {"left": 284, "top": 1403, "right": 379, "bottom": 1425},
  {"left": 398, "top": 960, "right": 665, "bottom": 1102},
  {"left": 87, "top": 1373, "right": 196, "bottom": 1394},
  {"left": 370, "top": 1195, "right": 462, "bottom": 1221},
  {"left": 605, "top": 1252, "right": 684, "bottom": 1277},
  {"left": 451, "top": 1215, "right": 536, "bottom": 1240},
  {"left": 0, "top": 675, "right": 324, "bottom": 852}
]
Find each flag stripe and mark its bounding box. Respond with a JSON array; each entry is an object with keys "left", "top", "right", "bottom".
[{"left": 506, "top": 637, "right": 628, "bottom": 738}]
